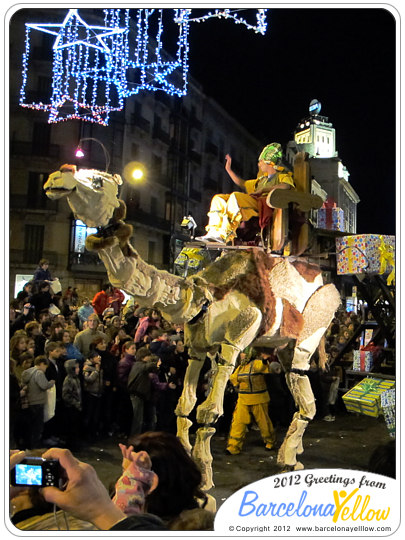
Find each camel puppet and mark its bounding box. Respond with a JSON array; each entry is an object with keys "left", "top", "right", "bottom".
[{"left": 44, "top": 166, "right": 341, "bottom": 490}]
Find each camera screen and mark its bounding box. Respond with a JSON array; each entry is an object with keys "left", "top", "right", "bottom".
[{"left": 15, "top": 464, "right": 43, "bottom": 486}]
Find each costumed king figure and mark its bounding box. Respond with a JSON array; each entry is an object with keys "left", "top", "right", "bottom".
[{"left": 196, "top": 143, "right": 295, "bottom": 244}]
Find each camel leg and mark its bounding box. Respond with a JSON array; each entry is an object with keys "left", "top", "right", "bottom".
[
  {"left": 175, "top": 355, "right": 205, "bottom": 454},
  {"left": 194, "top": 306, "right": 263, "bottom": 490},
  {"left": 277, "top": 328, "right": 325, "bottom": 471}
]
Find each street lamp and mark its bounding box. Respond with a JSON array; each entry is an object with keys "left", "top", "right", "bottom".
[
  {"left": 75, "top": 137, "right": 110, "bottom": 172},
  {"left": 123, "top": 161, "right": 147, "bottom": 185}
]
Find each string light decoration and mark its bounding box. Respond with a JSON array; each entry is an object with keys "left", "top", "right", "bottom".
[
  {"left": 20, "top": 9, "right": 129, "bottom": 125},
  {"left": 20, "top": 8, "right": 268, "bottom": 125},
  {"left": 184, "top": 8, "right": 267, "bottom": 34}
]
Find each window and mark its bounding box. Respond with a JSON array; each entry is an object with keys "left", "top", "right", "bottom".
[
  {"left": 131, "top": 143, "right": 140, "bottom": 159},
  {"left": 152, "top": 154, "right": 162, "bottom": 175},
  {"left": 148, "top": 241, "right": 156, "bottom": 264},
  {"left": 32, "top": 123, "right": 51, "bottom": 156},
  {"left": 27, "top": 172, "right": 49, "bottom": 209},
  {"left": 150, "top": 196, "right": 157, "bottom": 215},
  {"left": 24, "top": 224, "right": 44, "bottom": 263},
  {"left": 71, "top": 220, "right": 98, "bottom": 253}
]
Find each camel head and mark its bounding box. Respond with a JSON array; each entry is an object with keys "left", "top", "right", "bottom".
[{"left": 44, "top": 164, "right": 123, "bottom": 228}]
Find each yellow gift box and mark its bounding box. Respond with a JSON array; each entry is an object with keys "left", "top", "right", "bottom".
[
  {"left": 342, "top": 377, "right": 395, "bottom": 418},
  {"left": 335, "top": 234, "right": 395, "bottom": 284}
]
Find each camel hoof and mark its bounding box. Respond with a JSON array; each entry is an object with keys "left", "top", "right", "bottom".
[{"left": 280, "top": 461, "right": 304, "bottom": 473}]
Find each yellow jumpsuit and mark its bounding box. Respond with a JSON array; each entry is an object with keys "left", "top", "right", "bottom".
[
  {"left": 205, "top": 171, "right": 295, "bottom": 241},
  {"left": 227, "top": 359, "right": 276, "bottom": 454}
]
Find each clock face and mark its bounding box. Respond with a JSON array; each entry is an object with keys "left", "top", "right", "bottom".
[{"left": 309, "top": 99, "right": 321, "bottom": 115}]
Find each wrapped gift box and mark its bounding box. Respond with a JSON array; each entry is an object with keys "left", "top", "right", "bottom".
[
  {"left": 336, "top": 234, "right": 395, "bottom": 276},
  {"left": 342, "top": 377, "right": 395, "bottom": 417},
  {"left": 317, "top": 199, "right": 345, "bottom": 231},
  {"left": 174, "top": 247, "right": 208, "bottom": 274},
  {"left": 381, "top": 388, "right": 395, "bottom": 437},
  {"left": 352, "top": 350, "right": 374, "bottom": 371}
]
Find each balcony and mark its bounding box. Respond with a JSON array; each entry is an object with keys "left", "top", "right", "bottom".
[
  {"left": 10, "top": 249, "right": 60, "bottom": 267},
  {"left": 152, "top": 125, "right": 171, "bottom": 145},
  {"left": 189, "top": 188, "right": 202, "bottom": 202},
  {"left": 126, "top": 207, "right": 171, "bottom": 232},
  {"left": 155, "top": 92, "right": 172, "bottom": 107},
  {"left": 204, "top": 178, "right": 218, "bottom": 191},
  {"left": 189, "top": 113, "right": 203, "bottom": 130},
  {"left": 69, "top": 251, "right": 107, "bottom": 273},
  {"left": 130, "top": 114, "right": 150, "bottom": 133},
  {"left": 189, "top": 150, "right": 202, "bottom": 164},
  {"left": 10, "top": 140, "right": 60, "bottom": 159},
  {"left": 10, "top": 194, "right": 59, "bottom": 213},
  {"left": 205, "top": 141, "right": 218, "bottom": 157}
]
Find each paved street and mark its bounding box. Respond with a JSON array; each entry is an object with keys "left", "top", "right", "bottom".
[{"left": 74, "top": 410, "right": 392, "bottom": 511}]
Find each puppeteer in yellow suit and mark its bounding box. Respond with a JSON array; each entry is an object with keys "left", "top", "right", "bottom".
[
  {"left": 226, "top": 354, "right": 276, "bottom": 455},
  {"left": 196, "top": 143, "right": 295, "bottom": 244}
]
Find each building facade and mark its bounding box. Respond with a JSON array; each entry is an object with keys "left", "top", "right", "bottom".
[
  {"left": 9, "top": 8, "right": 263, "bottom": 299},
  {"left": 286, "top": 99, "right": 360, "bottom": 234}
]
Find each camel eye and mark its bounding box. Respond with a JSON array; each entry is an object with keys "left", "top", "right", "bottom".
[{"left": 92, "top": 177, "right": 103, "bottom": 189}]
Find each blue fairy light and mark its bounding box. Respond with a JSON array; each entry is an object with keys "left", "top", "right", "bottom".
[{"left": 20, "top": 8, "right": 268, "bottom": 125}]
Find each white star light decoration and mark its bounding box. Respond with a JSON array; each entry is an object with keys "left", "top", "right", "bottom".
[{"left": 20, "top": 8, "right": 268, "bottom": 125}]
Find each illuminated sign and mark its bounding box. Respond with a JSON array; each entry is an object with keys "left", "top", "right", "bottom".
[
  {"left": 73, "top": 220, "right": 98, "bottom": 253},
  {"left": 309, "top": 99, "right": 321, "bottom": 115}
]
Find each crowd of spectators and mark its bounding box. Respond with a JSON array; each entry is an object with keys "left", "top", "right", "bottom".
[
  {"left": 10, "top": 273, "right": 206, "bottom": 454},
  {"left": 10, "top": 271, "right": 216, "bottom": 531},
  {"left": 10, "top": 261, "right": 379, "bottom": 530}
]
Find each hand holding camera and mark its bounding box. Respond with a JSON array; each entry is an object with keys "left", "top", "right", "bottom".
[{"left": 10, "top": 448, "right": 126, "bottom": 530}]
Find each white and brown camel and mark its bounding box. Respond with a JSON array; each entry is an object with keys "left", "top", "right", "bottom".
[{"left": 44, "top": 166, "right": 341, "bottom": 490}]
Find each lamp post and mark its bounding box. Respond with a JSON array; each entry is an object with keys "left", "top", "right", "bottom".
[{"left": 75, "top": 137, "right": 110, "bottom": 172}]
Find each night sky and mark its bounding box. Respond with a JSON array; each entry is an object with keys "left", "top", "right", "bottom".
[{"left": 187, "top": 7, "right": 397, "bottom": 235}]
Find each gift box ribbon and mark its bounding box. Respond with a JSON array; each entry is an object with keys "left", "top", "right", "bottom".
[
  {"left": 357, "top": 379, "right": 381, "bottom": 397},
  {"left": 358, "top": 350, "right": 367, "bottom": 371},
  {"left": 378, "top": 235, "right": 395, "bottom": 285}
]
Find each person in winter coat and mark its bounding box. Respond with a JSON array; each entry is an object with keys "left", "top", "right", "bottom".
[
  {"left": 115, "top": 341, "right": 136, "bottom": 437},
  {"left": 134, "top": 310, "right": 161, "bottom": 345},
  {"left": 73, "top": 313, "right": 108, "bottom": 357},
  {"left": 21, "top": 356, "right": 55, "bottom": 449},
  {"left": 30, "top": 282, "right": 54, "bottom": 318},
  {"left": 61, "top": 329, "right": 84, "bottom": 366},
  {"left": 147, "top": 358, "right": 176, "bottom": 432},
  {"left": 83, "top": 350, "right": 103, "bottom": 440},
  {"left": 127, "top": 354, "right": 160, "bottom": 437},
  {"left": 77, "top": 298, "right": 96, "bottom": 329},
  {"left": 33, "top": 259, "right": 53, "bottom": 283},
  {"left": 91, "top": 284, "right": 113, "bottom": 319},
  {"left": 62, "top": 359, "right": 82, "bottom": 450},
  {"left": 10, "top": 303, "right": 35, "bottom": 337},
  {"left": 91, "top": 336, "right": 118, "bottom": 436}
]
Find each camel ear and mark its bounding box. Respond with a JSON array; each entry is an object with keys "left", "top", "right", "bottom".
[
  {"left": 60, "top": 164, "right": 77, "bottom": 174},
  {"left": 113, "top": 174, "right": 123, "bottom": 185},
  {"left": 113, "top": 200, "right": 127, "bottom": 221}
]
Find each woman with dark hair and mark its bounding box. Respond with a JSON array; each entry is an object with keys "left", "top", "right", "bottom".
[
  {"left": 117, "top": 431, "right": 215, "bottom": 530},
  {"left": 91, "top": 336, "right": 118, "bottom": 436},
  {"left": 10, "top": 333, "right": 28, "bottom": 366},
  {"left": 115, "top": 341, "right": 136, "bottom": 437}
]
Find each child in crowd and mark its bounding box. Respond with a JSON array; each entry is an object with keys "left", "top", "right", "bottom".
[
  {"left": 21, "top": 356, "right": 55, "bottom": 449},
  {"left": 83, "top": 350, "right": 104, "bottom": 441},
  {"left": 62, "top": 359, "right": 83, "bottom": 450}
]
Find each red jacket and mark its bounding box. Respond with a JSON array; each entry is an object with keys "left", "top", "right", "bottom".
[
  {"left": 92, "top": 291, "right": 110, "bottom": 316},
  {"left": 109, "top": 288, "right": 125, "bottom": 315}
]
